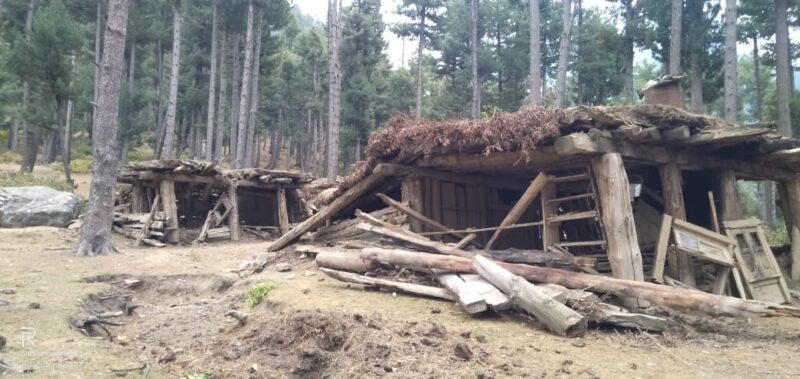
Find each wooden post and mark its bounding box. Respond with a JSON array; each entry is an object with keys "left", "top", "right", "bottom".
[
  {"left": 780, "top": 179, "right": 800, "bottom": 280},
  {"left": 718, "top": 170, "right": 742, "bottom": 221},
  {"left": 277, "top": 187, "right": 290, "bottom": 236},
  {"left": 132, "top": 182, "right": 145, "bottom": 213},
  {"left": 591, "top": 153, "right": 646, "bottom": 308},
  {"left": 485, "top": 172, "right": 549, "bottom": 250},
  {"left": 227, "top": 184, "right": 241, "bottom": 241},
  {"left": 659, "top": 163, "right": 695, "bottom": 286},
  {"left": 401, "top": 175, "right": 424, "bottom": 232},
  {"left": 159, "top": 180, "right": 180, "bottom": 243}
]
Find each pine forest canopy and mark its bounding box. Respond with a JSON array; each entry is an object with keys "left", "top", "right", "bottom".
[{"left": 0, "top": 0, "right": 798, "bottom": 181}]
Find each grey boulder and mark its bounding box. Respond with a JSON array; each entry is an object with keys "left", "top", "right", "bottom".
[{"left": 0, "top": 186, "right": 81, "bottom": 228}]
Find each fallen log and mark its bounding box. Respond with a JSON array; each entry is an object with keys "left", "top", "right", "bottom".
[
  {"left": 319, "top": 268, "right": 456, "bottom": 301},
  {"left": 356, "top": 221, "right": 474, "bottom": 258},
  {"left": 473, "top": 256, "right": 587, "bottom": 337},
  {"left": 314, "top": 248, "right": 800, "bottom": 318},
  {"left": 112, "top": 226, "right": 166, "bottom": 247}
]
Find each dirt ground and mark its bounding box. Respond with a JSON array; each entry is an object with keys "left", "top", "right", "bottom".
[{"left": 2, "top": 168, "right": 800, "bottom": 378}]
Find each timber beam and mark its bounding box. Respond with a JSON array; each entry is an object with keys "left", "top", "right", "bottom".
[{"left": 555, "top": 133, "right": 798, "bottom": 181}]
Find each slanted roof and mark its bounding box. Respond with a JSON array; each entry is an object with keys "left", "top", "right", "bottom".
[{"left": 118, "top": 160, "right": 315, "bottom": 189}]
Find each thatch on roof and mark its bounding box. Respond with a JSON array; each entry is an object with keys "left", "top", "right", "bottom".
[{"left": 118, "top": 160, "right": 315, "bottom": 186}]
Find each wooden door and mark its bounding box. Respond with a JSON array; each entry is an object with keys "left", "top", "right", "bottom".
[{"left": 724, "top": 219, "right": 791, "bottom": 304}]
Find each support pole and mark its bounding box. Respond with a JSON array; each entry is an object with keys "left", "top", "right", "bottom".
[
  {"left": 159, "top": 180, "right": 180, "bottom": 243},
  {"left": 780, "top": 179, "right": 800, "bottom": 280},
  {"left": 485, "top": 172, "right": 548, "bottom": 250},
  {"left": 228, "top": 184, "right": 241, "bottom": 241},
  {"left": 659, "top": 163, "right": 694, "bottom": 286}
]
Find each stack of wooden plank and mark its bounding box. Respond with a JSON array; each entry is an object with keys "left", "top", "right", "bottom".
[{"left": 112, "top": 211, "right": 167, "bottom": 247}]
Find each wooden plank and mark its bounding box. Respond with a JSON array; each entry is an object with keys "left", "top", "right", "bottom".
[
  {"left": 659, "top": 163, "right": 694, "bottom": 286},
  {"left": 267, "top": 163, "right": 407, "bottom": 252},
  {"left": 401, "top": 176, "right": 425, "bottom": 233},
  {"left": 681, "top": 127, "right": 770, "bottom": 146},
  {"left": 454, "top": 233, "right": 477, "bottom": 249},
  {"left": 541, "top": 180, "right": 559, "bottom": 249},
  {"left": 459, "top": 274, "right": 512, "bottom": 311},
  {"left": 131, "top": 183, "right": 145, "bottom": 213},
  {"left": 135, "top": 195, "right": 161, "bottom": 247},
  {"left": 718, "top": 170, "right": 742, "bottom": 221},
  {"left": 546, "top": 210, "right": 597, "bottom": 223},
  {"left": 227, "top": 185, "right": 241, "bottom": 241},
  {"left": 277, "top": 187, "right": 290, "bottom": 236},
  {"left": 355, "top": 222, "right": 474, "bottom": 259},
  {"left": 320, "top": 268, "right": 456, "bottom": 301},
  {"left": 651, "top": 214, "right": 673, "bottom": 284},
  {"left": 435, "top": 273, "right": 488, "bottom": 314},
  {"left": 591, "top": 153, "right": 647, "bottom": 308},
  {"left": 376, "top": 193, "right": 479, "bottom": 247},
  {"left": 485, "top": 173, "right": 549, "bottom": 250},
  {"left": 159, "top": 180, "right": 180, "bottom": 243},
  {"left": 472, "top": 255, "right": 587, "bottom": 337}
]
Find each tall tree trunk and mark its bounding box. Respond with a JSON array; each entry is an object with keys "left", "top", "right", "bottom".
[
  {"left": 415, "top": 10, "right": 425, "bottom": 118},
  {"left": 753, "top": 36, "right": 763, "bottom": 123},
  {"left": 668, "top": 0, "right": 682, "bottom": 75},
  {"left": 92, "top": 0, "right": 103, "bottom": 141},
  {"left": 204, "top": 0, "right": 218, "bottom": 161},
  {"left": 154, "top": 39, "right": 165, "bottom": 158},
  {"left": 63, "top": 97, "right": 74, "bottom": 186},
  {"left": 529, "top": 0, "right": 541, "bottom": 106},
  {"left": 235, "top": 1, "right": 256, "bottom": 169},
  {"left": 120, "top": 32, "right": 135, "bottom": 163},
  {"left": 326, "top": 0, "right": 342, "bottom": 181},
  {"left": 723, "top": 0, "right": 737, "bottom": 123},
  {"left": 775, "top": 0, "right": 792, "bottom": 137},
  {"left": 689, "top": 52, "right": 703, "bottom": 113},
  {"left": 9, "top": 120, "right": 18, "bottom": 152},
  {"left": 230, "top": 33, "right": 241, "bottom": 162},
  {"left": 554, "top": 0, "right": 573, "bottom": 108},
  {"left": 214, "top": 27, "right": 227, "bottom": 161},
  {"left": 162, "top": 0, "right": 182, "bottom": 159},
  {"left": 245, "top": 17, "right": 262, "bottom": 168},
  {"left": 622, "top": 0, "right": 636, "bottom": 104},
  {"left": 20, "top": 0, "right": 35, "bottom": 173},
  {"left": 470, "top": 0, "right": 480, "bottom": 118},
  {"left": 76, "top": 0, "right": 130, "bottom": 256},
  {"left": 267, "top": 109, "right": 283, "bottom": 169}
]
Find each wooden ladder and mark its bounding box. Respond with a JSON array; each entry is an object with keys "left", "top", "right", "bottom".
[{"left": 541, "top": 169, "right": 607, "bottom": 253}]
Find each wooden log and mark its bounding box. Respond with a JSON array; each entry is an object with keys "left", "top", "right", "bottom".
[
  {"left": 112, "top": 226, "right": 166, "bottom": 248},
  {"left": 314, "top": 248, "right": 800, "bottom": 318},
  {"left": 131, "top": 182, "right": 145, "bottom": 213},
  {"left": 401, "top": 176, "right": 425, "bottom": 233},
  {"left": 356, "top": 222, "right": 474, "bottom": 258},
  {"left": 708, "top": 191, "right": 721, "bottom": 233},
  {"left": 780, "top": 179, "right": 800, "bottom": 280},
  {"left": 454, "top": 233, "right": 477, "bottom": 249},
  {"left": 592, "top": 153, "right": 646, "bottom": 308},
  {"left": 268, "top": 163, "right": 407, "bottom": 251},
  {"left": 159, "top": 180, "right": 180, "bottom": 243},
  {"left": 659, "top": 163, "right": 694, "bottom": 286},
  {"left": 435, "top": 273, "right": 488, "bottom": 314},
  {"left": 227, "top": 185, "right": 241, "bottom": 241},
  {"left": 319, "top": 268, "right": 456, "bottom": 301},
  {"left": 419, "top": 221, "right": 544, "bottom": 236},
  {"left": 472, "top": 255, "right": 587, "bottom": 337},
  {"left": 661, "top": 125, "right": 691, "bottom": 142},
  {"left": 277, "top": 187, "right": 290, "bottom": 236},
  {"left": 377, "top": 192, "right": 480, "bottom": 248},
  {"left": 135, "top": 194, "right": 161, "bottom": 247},
  {"left": 718, "top": 170, "right": 742, "bottom": 221},
  {"left": 485, "top": 172, "right": 549, "bottom": 250}
]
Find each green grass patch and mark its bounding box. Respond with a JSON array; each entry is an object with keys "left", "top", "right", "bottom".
[
  {"left": 0, "top": 151, "right": 22, "bottom": 164},
  {"left": 247, "top": 282, "right": 278, "bottom": 308},
  {"left": 764, "top": 224, "right": 790, "bottom": 246},
  {"left": 0, "top": 172, "right": 73, "bottom": 192},
  {"left": 48, "top": 158, "right": 94, "bottom": 174}
]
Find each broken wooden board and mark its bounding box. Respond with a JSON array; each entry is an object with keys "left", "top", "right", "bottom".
[
  {"left": 725, "top": 219, "right": 792, "bottom": 304},
  {"left": 435, "top": 273, "right": 487, "bottom": 314},
  {"left": 458, "top": 274, "right": 512, "bottom": 311}
]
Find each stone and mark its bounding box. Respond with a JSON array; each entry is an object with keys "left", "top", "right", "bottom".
[
  {"left": 275, "top": 263, "right": 291, "bottom": 272},
  {"left": 0, "top": 186, "right": 81, "bottom": 228}
]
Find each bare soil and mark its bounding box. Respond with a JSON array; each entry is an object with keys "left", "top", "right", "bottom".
[{"left": 1, "top": 170, "right": 800, "bottom": 378}]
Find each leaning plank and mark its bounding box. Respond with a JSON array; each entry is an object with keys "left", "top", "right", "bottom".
[
  {"left": 356, "top": 222, "right": 474, "bottom": 258},
  {"left": 314, "top": 248, "right": 800, "bottom": 318},
  {"left": 135, "top": 194, "right": 161, "bottom": 247},
  {"left": 376, "top": 192, "right": 480, "bottom": 248},
  {"left": 472, "top": 255, "right": 587, "bottom": 337},
  {"left": 112, "top": 226, "right": 166, "bottom": 248},
  {"left": 485, "top": 173, "right": 549, "bottom": 250},
  {"left": 458, "top": 274, "right": 512, "bottom": 311},
  {"left": 268, "top": 163, "right": 407, "bottom": 251},
  {"left": 435, "top": 273, "right": 488, "bottom": 314},
  {"left": 319, "top": 268, "right": 456, "bottom": 301}
]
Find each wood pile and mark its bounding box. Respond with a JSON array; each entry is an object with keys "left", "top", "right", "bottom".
[
  {"left": 112, "top": 211, "right": 167, "bottom": 247},
  {"left": 296, "top": 206, "right": 800, "bottom": 338}
]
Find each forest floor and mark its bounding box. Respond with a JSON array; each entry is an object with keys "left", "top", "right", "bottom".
[{"left": 1, "top": 169, "right": 800, "bottom": 378}]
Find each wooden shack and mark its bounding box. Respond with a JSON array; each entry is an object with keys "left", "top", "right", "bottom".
[
  {"left": 269, "top": 105, "right": 800, "bottom": 303},
  {"left": 117, "top": 160, "right": 312, "bottom": 243}
]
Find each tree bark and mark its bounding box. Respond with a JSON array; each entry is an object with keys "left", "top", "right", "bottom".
[
  {"left": 92, "top": 0, "right": 103, "bottom": 140},
  {"left": 162, "top": 0, "right": 182, "bottom": 159},
  {"left": 775, "top": 0, "right": 792, "bottom": 137},
  {"left": 554, "top": 0, "right": 573, "bottom": 108},
  {"left": 76, "top": 0, "right": 129, "bottom": 256},
  {"left": 244, "top": 16, "right": 262, "bottom": 168},
  {"left": 63, "top": 61, "right": 75, "bottom": 186},
  {"left": 753, "top": 36, "right": 763, "bottom": 122},
  {"left": 326, "top": 0, "right": 342, "bottom": 181},
  {"left": 230, "top": 32, "right": 241, "bottom": 162},
  {"left": 235, "top": 1, "right": 256, "bottom": 169},
  {"left": 214, "top": 27, "right": 227, "bottom": 161},
  {"left": 267, "top": 109, "right": 282, "bottom": 169},
  {"left": 689, "top": 51, "right": 703, "bottom": 113},
  {"left": 622, "top": 0, "right": 636, "bottom": 104},
  {"left": 204, "top": 0, "right": 218, "bottom": 161},
  {"left": 470, "top": 0, "right": 480, "bottom": 119},
  {"left": 723, "top": 0, "right": 737, "bottom": 123},
  {"left": 529, "top": 0, "right": 541, "bottom": 105},
  {"left": 415, "top": 9, "right": 425, "bottom": 117},
  {"left": 668, "top": 0, "right": 682, "bottom": 75},
  {"left": 20, "top": 0, "right": 35, "bottom": 173},
  {"left": 154, "top": 39, "right": 165, "bottom": 158}
]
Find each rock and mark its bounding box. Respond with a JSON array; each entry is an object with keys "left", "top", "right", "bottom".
[
  {"left": 275, "top": 263, "right": 291, "bottom": 272},
  {"left": 283, "top": 273, "right": 296, "bottom": 280},
  {"left": 0, "top": 335, "right": 5, "bottom": 350},
  {"left": 28, "top": 303, "right": 40, "bottom": 309},
  {"left": 0, "top": 186, "right": 81, "bottom": 228},
  {"left": 454, "top": 342, "right": 472, "bottom": 361},
  {"left": 0, "top": 289, "right": 15, "bottom": 295},
  {"left": 0, "top": 300, "right": 8, "bottom": 306}
]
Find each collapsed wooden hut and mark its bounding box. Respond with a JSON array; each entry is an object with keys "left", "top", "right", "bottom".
[
  {"left": 116, "top": 160, "right": 312, "bottom": 244},
  {"left": 270, "top": 104, "right": 800, "bottom": 305}
]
